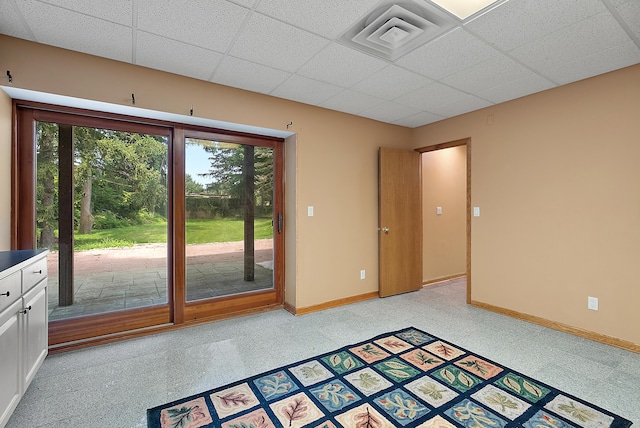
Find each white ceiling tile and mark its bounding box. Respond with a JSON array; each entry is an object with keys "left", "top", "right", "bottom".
[
  {"left": 297, "top": 43, "right": 388, "bottom": 88},
  {"left": 478, "top": 73, "right": 556, "bottom": 104},
  {"left": 228, "top": 13, "right": 329, "bottom": 73},
  {"left": 465, "top": 0, "right": 606, "bottom": 51},
  {"left": 396, "top": 27, "right": 499, "bottom": 80},
  {"left": 359, "top": 101, "right": 422, "bottom": 123},
  {"left": 393, "top": 111, "right": 445, "bottom": 128},
  {"left": 441, "top": 54, "right": 539, "bottom": 93},
  {"left": 227, "top": 0, "right": 258, "bottom": 7},
  {"left": 319, "top": 90, "right": 386, "bottom": 115},
  {"left": 434, "top": 95, "right": 493, "bottom": 118},
  {"left": 541, "top": 40, "right": 640, "bottom": 85},
  {"left": 270, "top": 75, "right": 343, "bottom": 106},
  {"left": 212, "top": 56, "right": 291, "bottom": 94},
  {"left": 136, "top": 31, "right": 222, "bottom": 81},
  {"left": 17, "top": 0, "right": 131, "bottom": 62},
  {"left": 611, "top": 0, "right": 640, "bottom": 40},
  {"left": 37, "top": 0, "right": 132, "bottom": 25},
  {"left": 351, "top": 65, "right": 432, "bottom": 101},
  {"left": 0, "top": 1, "right": 33, "bottom": 40},
  {"left": 256, "top": 0, "right": 380, "bottom": 39},
  {"left": 510, "top": 11, "right": 635, "bottom": 76},
  {"left": 395, "top": 82, "right": 470, "bottom": 111},
  {"left": 1, "top": 0, "right": 637, "bottom": 127},
  {"left": 137, "top": 0, "right": 249, "bottom": 53}
]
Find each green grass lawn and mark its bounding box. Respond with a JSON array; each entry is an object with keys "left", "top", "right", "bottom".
[{"left": 74, "top": 218, "right": 273, "bottom": 251}]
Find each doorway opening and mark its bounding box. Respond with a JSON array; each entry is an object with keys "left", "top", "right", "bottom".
[{"left": 416, "top": 138, "right": 471, "bottom": 303}]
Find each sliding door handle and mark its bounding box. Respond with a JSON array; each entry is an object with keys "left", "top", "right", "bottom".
[{"left": 277, "top": 213, "right": 283, "bottom": 234}]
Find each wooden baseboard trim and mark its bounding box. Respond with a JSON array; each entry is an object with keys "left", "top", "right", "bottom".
[
  {"left": 49, "top": 304, "right": 283, "bottom": 354},
  {"left": 287, "top": 291, "right": 379, "bottom": 316},
  {"left": 423, "top": 274, "right": 466, "bottom": 286},
  {"left": 283, "top": 302, "right": 296, "bottom": 316},
  {"left": 470, "top": 300, "right": 640, "bottom": 354}
]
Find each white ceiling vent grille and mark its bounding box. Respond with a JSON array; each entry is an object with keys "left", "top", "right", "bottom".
[{"left": 339, "top": 0, "right": 457, "bottom": 61}]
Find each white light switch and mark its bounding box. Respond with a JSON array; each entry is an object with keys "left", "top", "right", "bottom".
[
  {"left": 436, "top": 206, "right": 442, "bottom": 215},
  {"left": 308, "top": 206, "right": 314, "bottom": 217},
  {"left": 473, "top": 207, "right": 480, "bottom": 217},
  {"left": 588, "top": 296, "right": 598, "bottom": 311}
]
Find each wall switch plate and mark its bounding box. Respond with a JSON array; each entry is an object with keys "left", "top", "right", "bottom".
[
  {"left": 308, "top": 206, "right": 314, "bottom": 217},
  {"left": 436, "top": 206, "right": 442, "bottom": 215},
  {"left": 588, "top": 296, "right": 598, "bottom": 311},
  {"left": 473, "top": 207, "right": 480, "bottom": 217},
  {"left": 360, "top": 270, "right": 366, "bottom": 280}
]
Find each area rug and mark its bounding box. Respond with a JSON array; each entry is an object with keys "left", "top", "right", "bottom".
[{"left": 147, "top": 327, "right": 633, "bottom": 428}]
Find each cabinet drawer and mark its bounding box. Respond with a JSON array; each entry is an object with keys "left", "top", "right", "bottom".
[
  {"left": 0, "top": 271, "right": 20, "bottom": 313},
  {"left": 22, "top": 257, "right": 47, "bottom": 294}
]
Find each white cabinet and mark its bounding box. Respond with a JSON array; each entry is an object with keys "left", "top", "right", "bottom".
[
  {"left": 0, "top": 250, "right": 48, "bottom": 428},
  {"left": 22, "top": 280, "right": 48, "bottom": 391},
  {"left": 0, "top": 300, "right": 21, "bottom": 428}
]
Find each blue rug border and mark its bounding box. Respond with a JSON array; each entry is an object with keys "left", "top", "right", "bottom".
[{"left": 147, "top": 326, "right": 633, "bottom": 428}]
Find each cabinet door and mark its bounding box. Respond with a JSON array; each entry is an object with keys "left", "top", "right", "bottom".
[
  {"left": 0, "top": 300, "right": 21, "bottom": 428},
  {"left": 22, "top": 280, "right": 48, "bottom": 392}
]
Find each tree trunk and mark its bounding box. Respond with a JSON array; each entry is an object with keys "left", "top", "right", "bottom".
[
  {"left": 243, "top": 146, "right": 255, "bottom": 282},
  {"left": 39, "top": 128, "right": 56, "bottom": 250},
  {"left": 78, "top": 168, "right": 94, "bottom": 234},
  {"left": 39, "top": 174, "right": 55, "bottom": 249}
]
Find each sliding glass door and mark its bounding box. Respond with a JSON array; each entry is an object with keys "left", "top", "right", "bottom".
[
  {"left": 36, "top": 122, "right": 171, "bottom": 321},
  {"left": 14, "top": 104, "right": 284, "bottom": 346},
  {"left": 178, "top": 130, "right": 284, "bottom": 322},
  {"left": 184, "top": 138, "right": 275, "bottom": 301}
]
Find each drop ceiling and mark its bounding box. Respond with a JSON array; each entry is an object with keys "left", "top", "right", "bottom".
[{"left": 1, "top": 0, "right": 639, "bottom": 128}]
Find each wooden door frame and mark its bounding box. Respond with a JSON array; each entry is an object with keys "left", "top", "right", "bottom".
[
  {"left": 12, "top": 99, "right": 286, "bottom": 350},
  {"left": 178, "top": 128, "right": 285, "bottom": 323},
  {"left": 415, "top": 138, "right": 471, "bottom": 304}
]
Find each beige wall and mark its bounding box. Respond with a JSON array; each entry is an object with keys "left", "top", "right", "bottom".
[
  {"left": 0, "top": 89, "right": 11, "bottom": 250},
  {"left": 0, "top": 35, "right": 411, "bottom": 309},
  {"left": 422, "top": 146, "right": 466, "bottom": 282},
  {"left": 412, "top": 64, "right": 640, "bottom": 345},
  {"left": 3, "top": 35, "right": 639, "bottom": 346}
]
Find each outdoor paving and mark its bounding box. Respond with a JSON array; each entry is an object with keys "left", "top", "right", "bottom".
[{"left": 47, "top": 240, "right": 274, "bottom": 321}]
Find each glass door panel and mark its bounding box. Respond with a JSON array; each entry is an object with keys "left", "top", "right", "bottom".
[
  {"left": 184, "top": 138, "right": 274, "bottom": 301},
  {"left": 36, "top": 122, "right": 169, "bottom": 320}
]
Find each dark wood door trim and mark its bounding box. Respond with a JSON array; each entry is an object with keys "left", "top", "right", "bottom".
[{"left": 178, "top": 129, "right": 286, "bottom": 321}]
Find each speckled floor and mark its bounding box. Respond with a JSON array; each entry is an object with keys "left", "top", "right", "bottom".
[{"left": 7, "top": 278, "right": 639, "bottom": 427}]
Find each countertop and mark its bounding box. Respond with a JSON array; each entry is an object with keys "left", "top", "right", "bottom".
[{"left": 0, "top": 249, "right": 48, "bottom": 274}]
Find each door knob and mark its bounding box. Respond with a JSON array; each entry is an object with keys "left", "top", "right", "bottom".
[{"left": 381, "top": 227, "right": 389, "bottom": 233}]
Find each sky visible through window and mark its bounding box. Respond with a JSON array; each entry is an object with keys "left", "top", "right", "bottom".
[{"left": 186, "top": 143, "right": 211, "bottom": 185}]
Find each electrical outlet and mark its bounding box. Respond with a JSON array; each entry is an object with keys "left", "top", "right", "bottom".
[
  {"left": 588, "top": 296, "right": 598, "bottom": 311},
  {"left": 360, "top": 270, "right": 366, "bottom": 280}
]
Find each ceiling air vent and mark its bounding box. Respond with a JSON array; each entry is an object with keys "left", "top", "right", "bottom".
[{"left": 339, "top": 0, "right": 457, "bottom": 61}]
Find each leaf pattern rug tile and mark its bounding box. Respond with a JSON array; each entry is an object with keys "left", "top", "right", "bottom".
[{"left": 147, "top": 327, "right": 633, "bottom": 428}]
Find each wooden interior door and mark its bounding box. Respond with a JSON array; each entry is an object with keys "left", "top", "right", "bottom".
[{"left": 379, "top": 147, "right": 422, "bottom": 297}]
